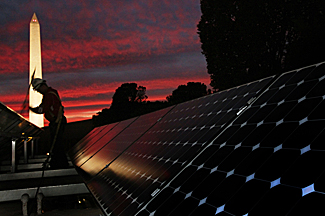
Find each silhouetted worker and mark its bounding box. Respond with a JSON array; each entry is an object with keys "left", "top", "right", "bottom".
[{"left": 29, "top": 78, "right": 69, "bottom": 169}]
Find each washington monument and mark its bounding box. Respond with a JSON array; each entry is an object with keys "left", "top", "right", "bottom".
[{"left": 29, "top": 13, "right": 44, "bottom": 127}]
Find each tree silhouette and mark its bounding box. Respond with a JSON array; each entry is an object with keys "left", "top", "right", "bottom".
[
  {"left": 93, "top": 82, "right": 211, "bottom": 127},
  {"left": 93, "top": 83, "right": 167, "bottom": 126},
  {"left": 198, "top": 0, "right": 325, "bottom": 91},
  {"left": 111, "top": 83, "right": 148, "bottom": 110},
  {"left": 136, "top": 86, "right": 148, "bottom": 103},
  {"left": 166, "top": 82, "right": 208, "bottom": 104}
]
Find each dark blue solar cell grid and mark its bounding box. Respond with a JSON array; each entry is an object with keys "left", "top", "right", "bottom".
[
  {"left": 75, "top": 117, "right": 138, "bottom": 175},
  {"left": 72, "top": 122, "right": 122, "bottom": 167},
  {"left": 70, "top": 123, "right": 118, "bottom": 161},
  {"left": 82, "top": 76, "right": 275, "bottom": 216},
  {"left": 134, "top": 62, "right": 325, "bottom": 216},
  {"left": 0, "top": 102, "right": 42, "bottom": 138},
  {"left": 70, "top": 62, "right": 325, "bottom": 216},
  {"left": 78, "top": 107, "right": 174, "bottom": 177}
]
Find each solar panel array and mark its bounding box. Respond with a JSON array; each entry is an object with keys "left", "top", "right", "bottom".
[
  {"left": 0, "top": 101, "right": 42, "bottom": 162},
  {"left": 0, "top": 101, "right": 42, "bottom": 139},
  {"left": 70, "top": 62, "right": 325, "bottom": 216}
]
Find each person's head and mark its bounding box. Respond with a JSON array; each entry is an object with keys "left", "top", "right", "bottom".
[{"left": 31, "top": 78, "right": 48, "bottom": 94}]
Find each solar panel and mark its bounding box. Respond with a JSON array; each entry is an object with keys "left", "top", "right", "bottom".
[
  {"left": 70, "top": 62, "right": 325, "bottom": 216},
  {"left": 71, "top": 75, "right": 275, "bottom": 215},
  {"left": 70, "top": 123, "right": 118, "bottom": 162},
  {"left": 75, "top": 117, "right": 138, "bottom": 175},
  {"left": 0, "top": 102, "right": 42, "bottom": 139},
  {"left": 133, "top": 62, "right": 325, "bottom": 215},
  {"left": 0, "top": 101, "right": 42, "bottom": 166},
  {"left": 76, "top": 106, "right": 175, "bottom": 178}
]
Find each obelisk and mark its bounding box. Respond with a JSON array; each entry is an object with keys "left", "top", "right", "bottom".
[{"left": 29, "top": 13, "right": 44, "bottom": 127}]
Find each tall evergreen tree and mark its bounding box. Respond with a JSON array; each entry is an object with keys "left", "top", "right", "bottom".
[{"left": 198, "top": 0, "right": 325, "bottom": 91}]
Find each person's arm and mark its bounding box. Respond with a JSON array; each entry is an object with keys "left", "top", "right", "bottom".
[
  {"left": 29, "top": 92, "right": 50, "bottom": 114},
  {"left": 29, "top": 105, "right": 44, "bottom": 114}
]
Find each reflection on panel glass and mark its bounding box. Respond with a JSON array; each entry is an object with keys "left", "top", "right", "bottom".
[
  {"left": 71, "top": 123, "right": 119, "bottom": 163},
  {"left": 77, "top": 117, "right": 138, "bottom": 176},
  {"left": 70, "top": 62, "right": 325, "bottom": 216},
  {"left": 0, "top": 101, "right": 42, "bottom": 139},
  {"left": 134, "top": 62, "right": 325, "bottom": 216},
  {"left": 77, "top": 107, "right": 175, "bottom": 178},
  {"left": 0, "top": 101, "right": 43, "bottom": 163},
  {"left": 70, "top": 124, "right": 113, "bottom": 159},
  {"left": 71, "top": 75, "right": 274, "bottom": 215}
]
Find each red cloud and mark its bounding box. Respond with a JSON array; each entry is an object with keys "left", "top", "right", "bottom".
[{"left": 1, "top": 0, "right": 208, "bottom": 124}]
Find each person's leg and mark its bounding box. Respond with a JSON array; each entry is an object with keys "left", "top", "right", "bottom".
[{"left": 49, "top": 117, "right": 69, "bottom": 169}]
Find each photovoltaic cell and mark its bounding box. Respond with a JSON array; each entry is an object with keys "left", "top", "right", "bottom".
[
  {"left": 76, "top": 117, "right": 138, "bottom": 175},
  {"left": 77, "top": 106, "right": 175, "bottom": 178},
  {"left": 70, "top": 123, "right": 118, "bottom": 160},
  {"left": 0, "top": 102, "right": 42, "bottom": 139},
  {"left": 132, "top": 62, "right": 325, "bottom": 216},
  {"left": 72, "top": 123, "right": 119, "bottom": 161},
  {"left": 72, "top": 76, "right": 274, "bottom": 215},
  {"left": 0, "top": 101, "right": 42, "bottom": 163},
  {"left": 70, "top": 62, "right": 325, "bottom": 216}
]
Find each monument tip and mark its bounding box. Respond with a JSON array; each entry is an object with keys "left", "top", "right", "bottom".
[{"left": 31, "top": 13, "right": 38, "bottom": 24}]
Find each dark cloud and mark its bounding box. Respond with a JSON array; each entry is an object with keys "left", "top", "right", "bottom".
[{"left": 0, "top": 0, "right": 209, "bottom": 122}]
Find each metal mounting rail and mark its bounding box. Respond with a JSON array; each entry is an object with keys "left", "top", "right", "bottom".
[
  {"left": 0, "top": 183, "right": 89, "bottom": 202},
  {"left": 0, "top": 168, "right": 78, "bottom": 181}
]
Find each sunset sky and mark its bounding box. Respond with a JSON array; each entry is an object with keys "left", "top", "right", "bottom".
[{"left": 0, "top": 0, "right": 210, "bottom": 124}]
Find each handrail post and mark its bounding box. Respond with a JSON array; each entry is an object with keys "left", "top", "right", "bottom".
[
  {"left": 11, "top": 138, "right": 17, "bottom": 173},
  {"left": 31, "top": 138, "right": 35, "bottom": 159},
  {"left": 24, "top": 138, "right": 28, "bottom": 164}
]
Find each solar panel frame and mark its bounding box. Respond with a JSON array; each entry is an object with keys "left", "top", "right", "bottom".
[
  {"left": 75, "top": 76, "right": 276, "bottom": 216},
  {"left": 70, "top": 125, "right": 106, "bottom": 155},
  {"left": 70, "top": 122, "right": 119, "bottom": 162},
  {"left": 133, "top": 62, "right": 325, "bottom": 216},
  {"left": 0, "top": 101, "right": 42, "bottom": 139},
  {"left": 70, "top": 62, "right": 325, "bottom": 216},
  {"left": 0, "top": 101, "right": 43, "bottom": 165},
  {"left": 77, "top": 106, "right": 176, "bottom": 178}
]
